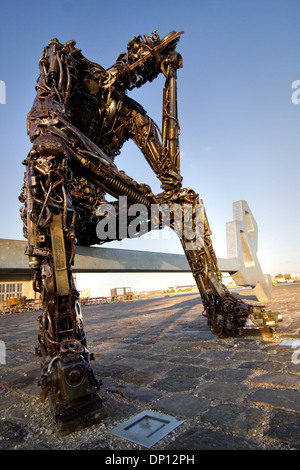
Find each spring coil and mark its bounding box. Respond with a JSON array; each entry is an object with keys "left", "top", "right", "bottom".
[{"left": 103, "top": 175, "right": 151, "bottom": 207}]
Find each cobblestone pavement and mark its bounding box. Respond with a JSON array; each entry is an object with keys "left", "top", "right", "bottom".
[{"left": 0, "top": 283, "right": 300, "bottom": 450}]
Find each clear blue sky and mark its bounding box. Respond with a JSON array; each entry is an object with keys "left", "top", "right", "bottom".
[{"left": 0, "top": 0, "right": 299, "bottom": 295}]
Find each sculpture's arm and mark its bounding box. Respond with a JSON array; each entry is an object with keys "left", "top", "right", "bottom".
[
  {"left": 104, "top": 30, "right": 183, "bottom": 92},
  {"left": 118, "top": 32, "right": 184, "bottom": 191}
]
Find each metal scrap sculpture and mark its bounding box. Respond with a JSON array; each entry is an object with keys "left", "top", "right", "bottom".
[{"left": 19, "top": 31, "right": 281, "bottom": 430}]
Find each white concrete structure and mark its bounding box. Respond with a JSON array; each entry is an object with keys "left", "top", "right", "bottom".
[{"left": 225, "top": 200, "right": 272, "bottom": 301}]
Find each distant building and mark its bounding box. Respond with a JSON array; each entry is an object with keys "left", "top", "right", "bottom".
[
  {"left": 111, "top": 287, "right": 131, "bottom": 297},
  {"left": 0, "top": 280, "right": 37, "bottom": 301},
  {"left": 0, "top": 274, "right": 77, "bottom": 302},
  {"left": 110, "top": 287, "right": 132, "bottom": 301},
  {"left": 272, "top": 273, "right": 300, "bottom": 284},
  {"left": 79, "top": 288, "right": 90, "bottom": 300}
]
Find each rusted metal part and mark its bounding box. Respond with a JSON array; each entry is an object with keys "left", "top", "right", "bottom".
[{"left": 19, "top": 30, "right": 281, "bottom": 431}]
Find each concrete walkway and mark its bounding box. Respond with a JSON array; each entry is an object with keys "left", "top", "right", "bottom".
[{"left": 0, "top": 284, "right": 300, "bottom": 450}]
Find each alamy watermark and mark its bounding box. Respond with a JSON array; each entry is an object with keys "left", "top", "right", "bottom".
[
  {"left": 95, "top": 196, "right": 205, "bottom": 250},
  {"left": 281, "top": 340, "right": 300, "bottom": 365},
  {"left": 291, "top": 80, "right": 300, "bottom": 104},
  {"left": 291, "top": 341, "right": 300, "bottom": 365},
  {"left": 0, "top": 80, "right": 6, "bottom": 104},
  {"left": 0, "top": 340, "right": 6, "bottom": 364}
]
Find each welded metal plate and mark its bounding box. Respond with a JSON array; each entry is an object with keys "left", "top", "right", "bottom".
[{"left": 110, "top": 410, "right": 184, "bottom": 448}]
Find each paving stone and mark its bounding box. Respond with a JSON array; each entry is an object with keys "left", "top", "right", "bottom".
[
  {"left": 78, "top": 439, "right": 111, "bottom": 450},
  {"left": 152, "top": 376, "right": 199, "bottom": 392},
  {"left": 230, "top": 351, "right": 269, "bottom": 361},
  {"left": 0, "top": 370, "right": 23, "bottom": 386},
  {"left": 93, "top": 362, "right": 134, "bottom": 378},
  {"left": 2, "top": 368, "right": 40, "bottom": 389},
  {"left": 268, "top": 352, "right": 293, "bottom": 363},
  {"left": 264, "top": 411, "right": 300, "bottom": 448},
  {"left": 103, "top": 381, "right": 164, "bottom": 403},
  {"left": 166, "top": 426, "right": 263, "bottom": 450},
  {"left": 122, "top": 369, "right": 165, "bottom": 386},
  {"left": 198, "top": 350, "right": 232, "bottom": 361},
  {"left": 123, "top": 384, "right": 164, "bottom": 402},
  {"left": 249, "top": 372, "right": 300, "bottom": 389},
  {"left": 201, "top": 403, "right": 265, "bottom": 435},
  {"left": 148, "top": 342, "right": 174, "bottom": 353},
  {"left": 195, "top": 382, "right": 250, "bottom": 403},
  {"left": 144, "top": 362, "right": 173, "bottom": 375},
  {"left": 238, "top": 361, "right": 283, "bottom": 372},
  {"left": 203, "top": 368, "right": 251, "bottom": 383},
  {"left": 168, "top": 365, "right": 209, "bottom": 378},
  {"left": 103, "top": 396, "right": 140, "bottom": 422},
  {"left": 247, "top": 388, "right": 300, "bottom": 412},
  {"left": 154, "top": 393, "right": 210, "bottom": 418},
  {"left": 6, "top": 407, "right": 28, "bottom": 424},
  {"left": 176, "top": 342, "right": 204, "bottom": 351},
  {"left": 112, "top": 357, "right": 156, "bottom": 370},
  {"left": 0, "top": 389, "right": 20, "bottom": 409},
  {"left": 0, "top": 421, "right": 28, "bottom": 449},
  {"left": 147, "top": 354, "right": 172, "bottom": 362},
  {"left": 284, "top": 362, "right": 300, "bottom": 375},
  {"left": 203, "top": 358, "right": 234, "bottom": 368}
]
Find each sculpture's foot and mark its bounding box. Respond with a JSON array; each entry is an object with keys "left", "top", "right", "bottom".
[
  {"left": 204, "top": 292, "right": 282, "bottom": 338},
  {"left": 49, "top": 392, "right": 107, "bottom": 436},
  {"left": 242, "top": 308, "right": 283, "bottom": 338},
  {"left": 39, "top": 339, "right": 108, "bottom": 435}
]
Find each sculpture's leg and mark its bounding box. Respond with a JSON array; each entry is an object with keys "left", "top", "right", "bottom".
[
  {"left": 128, "top": 70, "right": 281, "bottom": 336},
  {"left": 20, "top": 135, "right": 107, "bottom": 433},
  {"left": 159, "top": 189, "right": 282, "bottom": 336}
]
